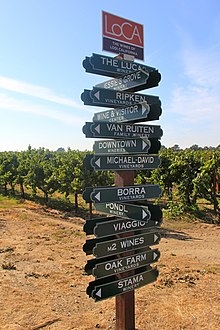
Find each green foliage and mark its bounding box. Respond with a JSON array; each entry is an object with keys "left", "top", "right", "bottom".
[{"left": 0, "top": 146, "right": 219, "bottom": 222}]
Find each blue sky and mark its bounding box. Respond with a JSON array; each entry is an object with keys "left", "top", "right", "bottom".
[{"left": 0, "top": 0, "right": 220, "bottom": 151}]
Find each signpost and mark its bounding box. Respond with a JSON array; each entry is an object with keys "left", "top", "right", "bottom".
[
  {"left": 82, "top": 184, "right": 162, "bottom": 204},
  {"left": 83, "top": 153, "right": 161, "bottom": 171},
  {"left": 92, "top": 102, "right": 162, "bottom": 123},
  {"left": 82, "top": 53, "right": 160, "bottom": 79},
  {"left": 89, "top": 267, "right": 159, "bottom": 302},
  {"left": 83, "top": 231, "right": 161, "bottom": 258},
  {"left": 85, "top": 248, "right": 160, "bottom": 278},
  {"left": 93, "top": 138, "right": 161, "bottom": 154},
  {"left": 93, "top": 202, "right": 162, "bottom": 221},
  {"left": 81, "top": 11, "right": 163, "bottom": 330},
  {"left": 84, "top": 217, "right": 162, "bottom": 238},
  {"left": 81, "top": 87, "right": 161, "bottom": 108},
  {"left": 95, "top": 69, "right": 153, "bottom": 93},
  {"left": 82, "top": 121, "right": 163, "bottom": 139}
]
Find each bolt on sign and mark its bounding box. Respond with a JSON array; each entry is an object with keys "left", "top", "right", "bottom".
[{"left": 102, "top": 11, "right": 144, "bottom": 60}]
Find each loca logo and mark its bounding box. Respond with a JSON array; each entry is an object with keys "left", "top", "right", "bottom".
[{"left": 103, "top": 11, "right": 144, "bottom": 47}]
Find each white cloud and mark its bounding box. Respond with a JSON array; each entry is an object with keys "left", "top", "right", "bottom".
[
  {"left": 169, "top": 42, "right": 220, "bottom": 124},
  {"left": 0, "top": 93, "right": 84, "bottom": 126},
  {"left": 0, "top": 76, "right": 84, "bottom": 108}
]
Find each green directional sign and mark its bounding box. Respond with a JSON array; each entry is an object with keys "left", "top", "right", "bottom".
[
  {"left": 93, "top": 103, "right": 162, "bottom": 123},
  {"left": 84, "top": 154, "right": 161, "bottom": 171},
  {"left": 94, "top": 202, "right": 162, "bottom": 222},
  {"left": 83, "top": 231, "right": 161, "bottom": 258},
  {"left": 82, "top": 54, "right": 161, "bottom": 88},
  {"left": 82, "top": 184, "right": 162, "bottom": 204},
  {"left": 81, "top": 87, "right": 161, "bottom": 108},
  {"left": 82, "top": 122, "right": 163, "bottom": 139},
  {"left": 85, "top": 248, "right": 160, "bottom": 279},
  {"left": 95, "top": 70, "right": 151, "bottom": 93},
  {"left": 89, "top": 267, "right": 159, "bottom": 301},
  {"left": 93, "top": 138, "right": 161, "bottom": 155}
]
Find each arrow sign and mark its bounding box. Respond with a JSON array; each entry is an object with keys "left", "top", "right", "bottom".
[
  {"left": 93, "top": 103, "right": 162, "bottom": 123},
  {"left": 83, "top": 231, "right": 161, "bottom": 258},
  {"left": 90, "top": 267, "right": 159, "bottom": 301},
  {"left": 85, "top": 248, "right": 160, "bottom": 279},
  {"left": 82, "top": 184, "right": 162, "bottom": 204},
  {"left": 81, "top": 88, "right": 161, "bottom": 108},
  {"left": 93, "top": 218, "right": 162, "bottom": 238},
  {"left": 94, "top": 203, "right": 162, "bottom": 222},
  {"left": 93, "top": 138, "right": 161, "bottom": 155},
  {"left": 95, "top": 69, "right": 151, "bottom": 93},
  {"left": 83, "top": 154, "right": 161, "bottom": 171},
  {"left": 82, "top": 122, "right": 163, "bottom": 139},
  {"left": 82, "top": 54, "right": 161, "bottom": 88},
  {"left": 83, "top": 216, "right": 117, "bottom": 236}
]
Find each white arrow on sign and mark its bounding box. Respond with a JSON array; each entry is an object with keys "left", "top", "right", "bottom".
[
  {"left": 96, "top": 288, "right": 102, "bottom": 297},
  {"left": 153, "top": 252, "right": 158, "bottom": 260},
  {"left": 142, "top": 209, "right": 149, "bottom": 220},
  {"left": 94, "top": 125, "right": 100, "bottom": 134},
  {"left": 94, "top": 91, "right": 100, "bottom": 100},
  {"left": 141, "top": 102, "right": 150, "bottom": 115},
  {"left": 94, "top": 192, "right": 101, "bottom": 201},
  {"left": 95, "top": 158, "right": 101, "bottom": 168},
  {"left": 142, "top": 139, "right": 150, "bottom": 151},
  {"left": 154, "top": 234, "right": 159, "bottom": 242}
]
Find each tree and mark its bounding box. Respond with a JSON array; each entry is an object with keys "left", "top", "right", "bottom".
[
  {"left": 193, "top": 151, "right": 220, "bottom": 219},
  {"left": 25, "top": 148, "right": 59, "bottom": 203}
]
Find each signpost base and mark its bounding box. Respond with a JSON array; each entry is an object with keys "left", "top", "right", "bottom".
[
  {"left": 116, "top": 290, "right": 135, "bottom": 330},
  {"left": 115, "top": 170, "right": 135, "bottom": 330}
]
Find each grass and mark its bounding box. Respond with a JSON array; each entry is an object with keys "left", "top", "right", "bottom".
[
  {"left": 0, "top": 189, "right": 219, "bottom": 225},
  {"left": 0, "top": 195, "right": 21, "bottom": 209}
]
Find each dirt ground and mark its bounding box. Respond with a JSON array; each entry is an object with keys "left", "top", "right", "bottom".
[{"left": 0, "top": 201, "right": 220, "bottom": 330}]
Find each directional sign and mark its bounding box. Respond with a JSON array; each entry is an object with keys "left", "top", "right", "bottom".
[
  {"left": 82, "top": 54, "right": 161, "bottom": 87},
  {"left": 90, "top": 267, "right": 159, "bottom": 301},
  {"left": 82, "top": 122, "right": 163, "bottom": 139},
  {"left": 83, "top": 231, "right": 161, "bottom": 258},
  {"left": 93, "top": 103, "right": 162, "bottom": 123},
  {"left": 82, "top": 184, "right": 162, "bottom": 204},
  {"left": 85, "top": 248, "right": 160, "bottom": 278},
  {"left": 83, "top": 211, "right": 162, "bottom": 237},
  {"left": 88, "top": 217, "right": 162, "bottom": 238},
  {"left": 95, "top": 70, "right": 151, "bottom": 93},
  {"left": 94, "top": 202, "right": 162, "bottom": 222},
  {"left": 93, "top": 138, "right": 161, "bottom": 155},
  {"left": 81, "top": 88, "right": 161, "bottom": 108},
  {"left": 83, "top": 154, "right": 161, "bottom": 171}
]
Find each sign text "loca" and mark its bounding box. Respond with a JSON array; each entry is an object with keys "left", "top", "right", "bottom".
[{"left": 102, "top": 11, "right": 144, "bottom": 47}]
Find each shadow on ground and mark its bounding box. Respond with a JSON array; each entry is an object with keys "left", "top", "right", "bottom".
[{"left": 159, "top": 227, "right": 201, "bottom": 241}]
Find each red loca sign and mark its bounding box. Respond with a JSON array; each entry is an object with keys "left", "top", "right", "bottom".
[{"left": 102, "top": 11, "right": 144, "bottom": 60}]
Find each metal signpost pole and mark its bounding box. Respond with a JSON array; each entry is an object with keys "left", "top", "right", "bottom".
[{"left": 115, "top": 170, "right": 135, "bottom": 330}]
